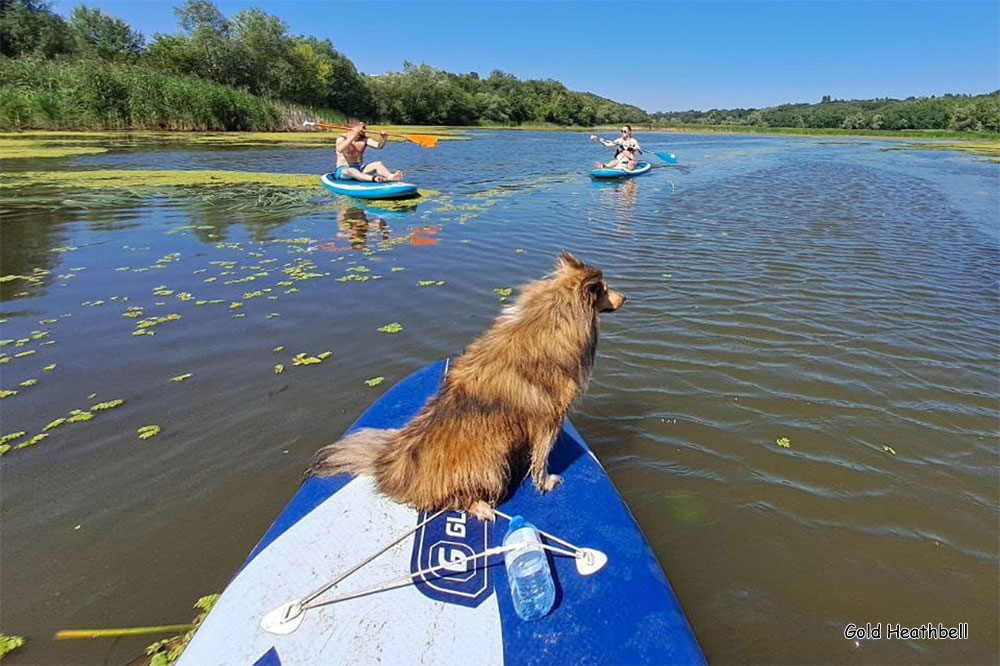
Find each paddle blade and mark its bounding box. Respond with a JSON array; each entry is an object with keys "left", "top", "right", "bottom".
[
  {"left": 406, "top": 134, "right": 438, "bottom": 148},
  {"left": 654, "top": 151, "right": 678, "bottom": 164}
]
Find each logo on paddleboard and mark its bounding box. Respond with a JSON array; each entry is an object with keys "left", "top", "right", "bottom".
[{"left": 410, "top": 511, "right": 493, "bottom": 607}]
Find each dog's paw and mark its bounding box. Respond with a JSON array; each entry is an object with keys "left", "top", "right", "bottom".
[
  {"left": 538, "top": 474, "right": 562, "bottom": 493},
  {"left": 467, "top": 500, "right": 497, "bottom": 522}
]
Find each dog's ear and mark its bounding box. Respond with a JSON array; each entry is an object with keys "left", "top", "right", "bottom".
[
  {"left": 557, "top": 250, "right": 584, "bottom": 272},
  {"left": 580, "top": 270, "right": 604, "bottom": 300}
]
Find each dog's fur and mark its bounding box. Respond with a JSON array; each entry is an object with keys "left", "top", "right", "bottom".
[{"left": 306, "top": 251, "right": 625, "bottom": 520}]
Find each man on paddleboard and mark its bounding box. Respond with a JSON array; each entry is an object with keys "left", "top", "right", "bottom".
[
  {"left": 335, "top": 120, "right": 404, "bottom": 182},
  {"left": 591, "top": 124, "right": 641, "bottom": 170}
]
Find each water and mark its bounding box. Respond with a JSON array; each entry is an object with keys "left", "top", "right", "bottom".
[
  {"left": 0, "top": 131, "right": 997, "bottom": 664},
  {"left": 503, "top": 518, "right": 556, "bottom": 621}
]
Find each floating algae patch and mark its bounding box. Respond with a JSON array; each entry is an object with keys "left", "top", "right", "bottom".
[
  {"left": 879, "top": 140, "right": 1000, "bottom": 161},
  {"left": 1, "top": 169, "right": 317, "bottom": 190},
  {"left": 0, "top": 128, "right": 467, "bottom": 150},
  {"left": 349, "top": 188, "right": 441, "bottom": 211},
  {"left": 0, "top": 143, "right": 109, "bottom": 160},
  {"left": 2, "top": 169, "right": 333, "bottom": 216}
]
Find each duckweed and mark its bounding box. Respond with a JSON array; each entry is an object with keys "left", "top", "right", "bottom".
[
  {"left": 0, "top": 633, "right": 26, "bottom": 659},
  {"left": 91, "top": 399, "right": 124, "bottom": 411},
  {"left": 0, "top": 431, "right": 26, "bottom": 445}
]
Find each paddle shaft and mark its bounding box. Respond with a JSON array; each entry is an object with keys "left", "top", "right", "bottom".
[{"left": 307, "top": 122, "right": 437, "bottom": 147}]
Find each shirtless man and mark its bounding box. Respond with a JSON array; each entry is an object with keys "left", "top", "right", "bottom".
[
  {"left": 334, "top": 120, "right": 404, "bottom": 182},
  {"left": 591, "top": 124, "right": 641, "bottom": 170}
]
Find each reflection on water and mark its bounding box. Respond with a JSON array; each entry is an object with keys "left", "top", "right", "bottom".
[
  {"left": 336, "top": 207, "right": 389, "bottom": 251},
  {"left": 0, "top": 131, "right": 997, "bottom": 666}
]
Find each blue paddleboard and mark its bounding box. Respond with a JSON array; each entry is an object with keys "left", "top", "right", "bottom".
[
  {"left": 321, "top": 173, "right": 419, "bottom": 200},
  {"left": 178, "top": 360, "right": 705, "bottom": 666},
  {"left": 590, "top": 161, "right": 653, "bottom": 179}
]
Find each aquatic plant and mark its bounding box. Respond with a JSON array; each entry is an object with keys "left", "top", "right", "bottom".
[
  {"left": 364, "top": 377, "right": 385, "bottom": 387},
  {"left": 0, "top": 634, "right": 26, "bottom": 659},
  {"left": 775, "top": 437, "right": 791, "bottom": 448},
  {"left": 377, "top": 323, "right": 403, "bottom": 333},
  {"left": 142, "top": 594, "right": 220, "bottom": 666},
  {"left": 137, "top": 425, "right": 161, "bottom": 440},
  {"left": 1, "top": 169, "right": 317, "bottom": 190}
]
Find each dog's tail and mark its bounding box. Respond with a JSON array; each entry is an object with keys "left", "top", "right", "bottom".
[{"left": 305, "top": 428, "right": 400, "bottom": 478}]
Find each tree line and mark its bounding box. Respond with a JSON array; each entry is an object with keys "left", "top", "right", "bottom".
[
  {"left": 1, "top": 0, "right": 996, "bottom": 132},
  {"left": 650, "top": 93, "right": 1000, "bottom": 134},
  {"left": 0, "top": 0, "right": 646, "bottom": 129}
]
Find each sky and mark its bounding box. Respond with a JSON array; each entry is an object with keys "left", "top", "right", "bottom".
[{"left": 51, "top": 0, "right": 1000, "bottom": 112}]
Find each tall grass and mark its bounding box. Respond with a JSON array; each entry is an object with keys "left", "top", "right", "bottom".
[{"left": 0, "top": 58, "right": 342, "bottom": 131}]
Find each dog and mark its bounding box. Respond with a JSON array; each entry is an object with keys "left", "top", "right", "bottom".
[{"left": 306, "top": 251, "right": 625, "bottom": 520}]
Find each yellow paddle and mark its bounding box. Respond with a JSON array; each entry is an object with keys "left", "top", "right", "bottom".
[{"left": 303, "top": 121, "right": 439, "bottom": 148}]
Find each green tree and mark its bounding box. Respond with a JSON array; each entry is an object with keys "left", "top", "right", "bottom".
[
  {"left": 0, "top": 0, "right": 73, "bottom": 58},
  {"left": 70, "top": 5, "right": 144, "bottom": 61}
]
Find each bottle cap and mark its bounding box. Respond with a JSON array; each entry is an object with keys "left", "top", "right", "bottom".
[{"left": 504, "top": 514, "right": 525, "bottom": 540}]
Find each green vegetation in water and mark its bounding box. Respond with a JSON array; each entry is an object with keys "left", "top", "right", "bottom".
[
  {"left": 364, "top": 377, "right": 385, "bottom": 387},
  {"left": 377, "top": 322, "right": 403, "bottom": 333},
  {"left": 878, "top": 140, "right": 1000, "bottom": 161},
  {"left": 0, "top": 634, "right": 26, "bottom": 659},
  {"left": 142, "top": 594, "right": 219, "bottom": 666},
  {"left": 1, "top": 167, "right": 336, "bottom": 215},
  {"left": 0, "top": 142, "right": 109, "bottom": 159},
  {"left": 1, "top": 169, "right": 317, "bottom": 190}
]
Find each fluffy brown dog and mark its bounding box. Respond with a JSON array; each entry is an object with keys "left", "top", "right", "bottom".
[{"left": 306, "top": 251, "right": 625, "bottom": 520}]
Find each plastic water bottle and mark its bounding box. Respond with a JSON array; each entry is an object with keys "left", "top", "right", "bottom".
[{"left": 503, "top": 515, "right": 556, "bottom": 621}]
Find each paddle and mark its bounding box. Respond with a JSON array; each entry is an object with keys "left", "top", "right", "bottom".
[
  {"left": 303, "top": 121, "right": 438, "bottom": 148},
  {"left": 589, "top": 134, "right": 677, "bottom": 164}
]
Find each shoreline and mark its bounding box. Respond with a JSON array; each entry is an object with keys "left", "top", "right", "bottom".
[{"left": 2, "top": 125, "right": 997, "bottom": 142}]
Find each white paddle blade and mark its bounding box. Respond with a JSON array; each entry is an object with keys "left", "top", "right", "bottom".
[
  {"left": 302, "top": 121, "right": 316, "bottom": 127},
  {"left": 260, "top": 600, "right": 305, "bottom": 635},
  {"left": 576, "top": 548, "right": 608, "bottom": 576}
]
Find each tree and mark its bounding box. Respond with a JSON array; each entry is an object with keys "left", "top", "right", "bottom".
[
  {"left": 70, "top": 5, "right": 144, "bottom": 61},
  {"left": 0, "top": 0, "right": 73, "bottom": 58},
  {"left": 175, "top": 0, "right": 228, "bottom": 34}
]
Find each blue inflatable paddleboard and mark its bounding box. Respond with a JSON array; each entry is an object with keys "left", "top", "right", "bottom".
[
  {"left": 321, "top": 173, "right": 419, "bottom": 200},
  {"left": 590, "top": 161, "right": 652, "bottom": 179},
  {"left": 178, "top": 360, "right": 705, "bottom": 666}
]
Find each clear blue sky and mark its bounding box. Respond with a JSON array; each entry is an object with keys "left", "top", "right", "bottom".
[{"left": 51, "top": 0, "right": 1000, "bottom": 112}]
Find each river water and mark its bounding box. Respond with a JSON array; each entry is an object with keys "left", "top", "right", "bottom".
[{"left": 1, "top": 130, "right": 997, "bottom": 665}]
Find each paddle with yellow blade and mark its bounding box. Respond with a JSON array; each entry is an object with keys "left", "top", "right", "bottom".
[{"left": 303, "top": 121, "right": 439, "bottom": 148}]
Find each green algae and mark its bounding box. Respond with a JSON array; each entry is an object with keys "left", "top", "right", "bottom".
[
  {"left": 0, "top": 634, "right": 26, "bottom": 659},
  {"left": 879, "top": 140, "right": 1000, "bottom": 160},
  {"left": 0, "top": 144, "right": 109, "bottom": 159},
  {"left": 0, "top": 127, "right": 466, "bottom": 151},
  {"left": 1, "top": 169, "right": 317, "bottom": 190}
]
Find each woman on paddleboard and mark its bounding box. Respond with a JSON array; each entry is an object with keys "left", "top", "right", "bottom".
[
  {"left": 591, "top": 124, "right": 642, "bottom": 170},
  {"left": 335, "top": 120, "right": 405, "bottom": 182}
]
